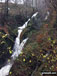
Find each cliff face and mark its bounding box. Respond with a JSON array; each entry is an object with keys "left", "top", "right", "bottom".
[
  {"left": 8, "top": 1, "right": 57, "bottom": 76},
  {"left": 0, "top": 0, "right": 57, "bottom": 76},
  {"left": 8, "top": 13, "right": 57, "bottom": 76}
]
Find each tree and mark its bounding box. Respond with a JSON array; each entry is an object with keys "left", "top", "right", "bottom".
[{"left": 4, "top": 0, "right": 9, "bottom": 22}]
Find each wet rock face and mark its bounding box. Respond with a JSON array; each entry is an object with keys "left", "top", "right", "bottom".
[
  {"left": 0, "top": 15, "right": 28, "bottom": 68},
  {"left": 29, "top": 11, "right": 49, "bottom": 30},
  {"left": 31, "top": 13, "right": 45, "bottom": 30}
]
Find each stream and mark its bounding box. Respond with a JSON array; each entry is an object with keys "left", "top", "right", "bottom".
[{"left": 0, "top": 12, "right": 38, "bottom": 76}]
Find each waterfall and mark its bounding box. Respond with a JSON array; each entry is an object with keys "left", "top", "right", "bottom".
[
  {"left": 0, "top": 12, "right": 38, "bottom": 76},
  {"left": 45, "top": 11, "right": 50, "bottom": 20}
]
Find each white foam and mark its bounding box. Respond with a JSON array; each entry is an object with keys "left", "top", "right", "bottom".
[
  {"left": 32, "top": 12, "right": 38, "bottom": 18},
  {"left": 45, "top": 11, "right": 50, "bottom": 20},
  {"left": 0, "top": 63, "right": 12, "bottom": 76}
]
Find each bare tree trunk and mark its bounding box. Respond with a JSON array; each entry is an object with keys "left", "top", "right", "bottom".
[
  {"left": 4, "top": 0, "right": 9, "bottom": 23},
  {"left": 32, "top": 0, "right": 34, "bottom": 12},
  {"left": 35, "top": 0, "right": 37, "bottom": 9}
]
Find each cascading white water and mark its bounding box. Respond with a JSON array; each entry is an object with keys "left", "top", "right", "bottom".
[
  {"left": 0, "top": 12, "right": 38, "bottom": 76},
  {"left": 45, "top": 11, "right": 50, "bottom": 20}
]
